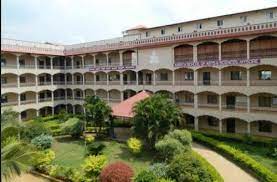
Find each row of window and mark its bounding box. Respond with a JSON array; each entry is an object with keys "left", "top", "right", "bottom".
[{"left": 145, "top": 11, "right": 275, "bottom": 37}]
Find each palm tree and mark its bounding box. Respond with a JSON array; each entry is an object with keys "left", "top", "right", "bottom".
[{"left": 1, "top": 109, "right": 36, "bottom": 181}]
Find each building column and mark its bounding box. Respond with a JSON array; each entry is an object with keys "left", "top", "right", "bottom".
[
  {"left": 120, "top": 72, "right": 123, "bottom": 85},
  {"left": 107, "top": 91, "right": 110, "bottom": 103},
  {"left": 136, "top": 72, "right": 139, "bottom": 85},
  {"left": 246, "top": 40, "right": 250, "bottom": 60},
  {"left": 72, "top": 74, "right": 74, "bottom": 85},
  {"left": 36, "top": 110, "right": 39, "bottom": 117},
  {"left": 194, "top": 70, "right": 198, "bottom": 86},
  {"left": 17, "top": 75, "right": 20, "bottom": 88},
  {"left": 119, "top": 51, "right": 123, "bottom": 66},
  {"left": 153, "top": 72, "right": 156, "bottom": 85},
  {"left": 92, "top": 55, "right": 96, "bottom": 67},
  {"left": 94, "top": 73, "right": 97, "bottom": 85},
  {"left": 51, "top": 91, "right": 54, "bottom": 102},
  {"left": 247, "top": 122, "right": 251, "bottom": 135},
  {"left": 172, "top": 71, "right": 175, "bottom": 86},
  {"left": 121, "top": 91, "right": 124, "bottom": 101},
  {"left": 81, "top": 55, "right": 85, "bottom": 68},
  {"left": 36, "top": 92, "right": 39, "bottom": 104},
  {"left": 193, "top": 45, "right": 197, "bottom": 62},
  {"left": 72, "top": 106, "right": 76, "bottom": 114},
  {"left": 18, "top": 113, "right": 22, "bottom": 122},
  {"left": 83, "top": 74, "right": 85, "bottom": 86},
  {"left": 106, "top": 74, "right": 109, "bottom": 85},
  {"left": 34, "top": 55, "right": 38, "bottom": 70},
  {"left": 247, "top": 96, "right": 250, "bottom": 113},
  {"left": 219, "top": 95, "right": 222, "bottom": 111},
  {"left": 16, "top": 55, "right": 20, "bottom": 69},
  {"left": 194, "top": 117, "right": 199, "bottom": 131},
  {"left": 247, "top": 69, "right": 250, "bottom": 87},
  {"left": 50, "top": 57, "right": 53, "bottom": 70},
  {"left": 18, "top": 94, "right": 21, "bottom": 106},
  {"left": 35, "top": 75, "right": 38, "bottom": 87},
  {"left": 51, "top": 75, "right": 54, "bottom": 85},
  {"left": 219, "top": 119, "right": 222, "bottom": 133},
  {"left": 194, "top": 94, "right": 198, "bottom": 109},
  {"left": 218, "top": 42, "right": 222, "bottom": 61},
  {"left": 106, "top": 53, "right": 109, "bottom": 66},
  {"left": 52, "top": 107, "right": 55, "bottom": 115},
  {"left": 218, "top": 70, "right": 222, "bottom": 86},
  {"left": 71, "top": 56, "right": 74, "bottom": 69}
]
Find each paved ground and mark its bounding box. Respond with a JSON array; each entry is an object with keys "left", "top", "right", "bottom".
[
  {"left": 11, "top": 173, "right": 49, "bottom": 182},
  {"left": 192, "top": 142, "right": 258, "bottom": 182}
]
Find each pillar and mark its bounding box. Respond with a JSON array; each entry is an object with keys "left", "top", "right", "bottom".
[
  {"left": 119, "top": 51, "right": 123, "bottom": 66},
  {"left": 94, "top": 73, "right": 97, "bottom": 85},
  {"left": 16, "top": 55, "right": 20, "bottom": 69},
  {"left": 121, "top": 92, "right": 124, "bottom": 101},
  {"left": 247, "top": 96, "right": 250, "bottom": 113},
  {"left": 247, "top": 69, "right": 250, "bottom": 87},
  {"left": 71, "top": 56, "right": 74, "bottom": 69},
  {"left": 120, "top": 73, "right": 123, "bottom": 85},
  {"left": 194, "top": 70, "right": 198, "bottom": 86},
  {"left": 218, "top": 70, "right": 222, "bottom": 86},
  {"left": 247, "top": 122, "right": 251, "bottom": 135},
  {"left": 106, "top": 53, "right": 109, "bottom": 66},
  {"left": 107, "top": 91, "right": 110, "bottom": 103},
  {"left": 35, "top": 75, "right": 38, "bottom": 87},
  {"left": 219, "top": 119, "right": 222, "bottom": 133},
  {"left": 172, "top": 71, "right": 175, "bottom": 86},
  {"left": 18, "top": 94, "right": 21, "bottom": 106},
  {"left": 17, "top": 76, "right": 20, "bottom": 88},
  {"left": 194, "top": 117, "right": 199, "bottom": 131},
  {"left": 18, "top": 113, "right": 22, "bottom": 122},
  {"left": 194, "top": 94, "right": 198, "bottom": 109},
  {"left": 81, "top": 55, "right": 85, "bottom": 68},
  {"left": 72, "top": 74, "right": 74, "bottom": 85},
  {"left": 50, "top": 57, "right": 53, "bottom": 70},
  {"left": 36, "top": 110, "right": 39, "bottom": 117},
  {"left": 218, "top": 42, "right": 222, "bottom": 61},
  {"left": 36, "top": 92, "right": 39, "bottom": 104},
  {"left": 246, "top": 40, "right": 250, "bottom": 60},
  {"left": 92, "top": 55, "right": 96, "bottom": 67},
  {"left": 83, "top": 74, "right": 85, "bottom": 86},
  {"left": 106, "top": 74, "right": 109, "bottom": 85},
  {"left": 219, "top": 95, "right": 222, "bottom": 111},
  {"left": 136, "top": 72, "right": 139, "bottom": 85},
  {"left": 153, "top": 72, "right": 156, "bottom": 85},
  {"left": 51, "top": 75, "right": 54, "bottom": 85},
  {"left": 34, "top": 56, "right": 38, "bottom": 70},
  {"left": 51, "top": 91, "right": 54, "bottom": 102},
  {"left": 193, "top": 45, "right": 197, "bottom": 62},
  {"left": 73, "top": 106, "right": 76, "bottom": 114}
]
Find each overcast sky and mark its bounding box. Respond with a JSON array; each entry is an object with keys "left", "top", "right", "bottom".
[{"left": 2, "top": 0, "right": 277, "bottom": 44}]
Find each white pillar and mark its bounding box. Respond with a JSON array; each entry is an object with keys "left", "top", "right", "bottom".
[
  {"left": 17, "top": 76, "right": 20, "bottom": 88},
  {"left": 120, "top": 73, "right": 123, "bottom": 85},
  {"left": 219, "top": 95, "right": 222, "bottom": 111},
  {"left": 193, "top": 45, "right": 197, "bottom": 62},
  {"left": 52, "top": 107, "right": 55, "bottom": 115},
  {"left": 219, "top": 119, "right": 222, "bottom": 133},
  {"left": 119, "top": 51, "right": 123, "bottom": 66},
  {"left": 72, "top": 74, "right": 75, "bottom": 85},
  {"left": 153, "top": 72, "right": 156, "bottom": 85},
  {"left": 247, "top": 69, "right": 250, "bottom": 87},
  {"left": 121, "top": 92, "right": 124, "bottom": 101},
  {"left": 106, "top": 53, "right": 109, "bottom": 66},
  {"left": 218, "top": 70, "right": 222, "bottom": 86},
  {"left": 172, "top": 71, "right": 175, "bottom": 86},
  {"left": 218, "top": 42, "right": 222, "bottom": 61},
  {"left": 81, "top": 55, "right": 85, "bottom": 68},
  {"left": 194, "top": 117, "right": 199, "bottom": 131},
  {"left": 247, "top": 122, "right": 251, "bottom": 135},
  {"left": 35, "top": 75, "right": 38, "bottom": 87},
  {"left": 246, "top": 40, "right": 250, "bottom": 60},
  {"left": 247, "top": 96, "right": 250, "bottom": 113},
  {"left": 194, "top": 70, "right": 198, "bottom": 86},
  {"left": 36, "top": 92, "right": 39, "bottom": 104},
  {"left": 106, "top": 74, "right": 109, "bottom": 85},
  {"left": 36, "top": 110, "right": 39, "bottom": 117},
  {"left": 136, "top": 72, "right": 139, "bottom": 85},
  {"left": 18, "top": 94, "right": 21, "bottom": 106},
  {"left": 71, "top": 56, "right": 74, "bottom": 69},
  {"left": 34, "top": 56, "right": 38, "bottom": 70},
  {"left": 51, "top": 91, "right": 54, "bottom": 102},
  {"left": 92, "top": 55, "right": 96, "bottom": 67},
  {"left": 94, "top": 73, "right": 97, "bottom": 85},
  {"left": 50, "top": 57, "right": 53, "bottom": 70},
  {"left": 107, "top": 92, "right": 110, "bottom": 103},
  {"left": 194, "top": 94, "right": 198, "bottom": 109},
  {"left": 83, "top": 74, "right": 85, "bottom": 86},
  {"left": 16, "top": 55, "right": 20, "bottom": 69}
]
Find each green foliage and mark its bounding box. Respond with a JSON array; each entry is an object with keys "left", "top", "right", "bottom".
[
  {"left": 148, "top": 163, "right": 168, "bottom": 179},
  {"left": 85, "top": 135, "right": 95, "bottom": 143},
  {"left": 155, "top": 137, "right": 185, "bottom": 161},
  {"left": 127, "top": 137, "right": 142, "bottom": 154},
  {"left": 61, "top": 118, "right": 84, "bottom": 138},
  {"left": 84, "top": 96, "right": 112, "bottom": 136},
  {"left": 21, "top": 122, "right": 51, "bottom": 141},
  {"left": 133, "top": 94, "right": 182, "bottom": 149},
  {"left": 86, "top": 142, "right": 106, "bottom": 156},
  {"left": 57, "top": 109, "right": 71, "bottom": 122},
  {"left": 34, "top": 149, "right": 55, "bottom": 170},
  {"left": 158, "top": 178, "right": 175, "bottom": 182},
  {"left": 2, "top": 136, "right": 18, "bottom": 147},
  {"left": 166, "top": 129, "right": 192, "bottom": 147},
  {"left": 112, "top": 118, "right": 133, "bottom": 128},
  {"left": 167, "top": 152, "right": 213, "bottom": 182},
  {"left": 82, "top": 155, "right": 107, "bottom": 179},
  {"left": 135, "top": 170, "right": 158, "bottom": 182},
  {"left": 1, "top": 108, "right": 21, "bottom": 139},
  {"left": 192, "top": 132, "right": 277, "bottom": 182},
  {"left": 31, "top": 134, "right": 53, "bottom": 150}
]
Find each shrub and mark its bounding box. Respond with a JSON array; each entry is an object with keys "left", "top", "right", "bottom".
[
  {"left": 2, "top": 136, "right": 17, "bottom": 147},
  {"left": 155, "top": 137, "right": 185, "bottom": 161},
  {"left": 135, "top": 170, "right": 158, "bottom": 182},
  {"left": 192, "top": 132, "right": 277, "bottom": 182},
  {"left": 34, "top": 149, "right": 55, "bottom": 170},
  {"left": 85, "top": 135, "right": 95, "bottom": 143},
  {"left": 127, "top": 137, "right": 142, "bottom": 154},
  {"left": 61, "top": 118, "right": 84, "bottom": 138},
  {"left": 100, "top": 162, "right": 134, "bottom": 182},
  {"left": 21, "top": 122, "right": 51, "bottom": 141},
  {"left": 148, "top": 163, "right": 168, "bottom": 179},
  {"left": 167, "top": 152, "right": 213, "bottom": 182},
  {"left": 31, "top": 134, "right": 53, "bottom": 150},
  {"left": 82, "top": 155, "right": 107, "bottom": 179},
  {"left": 86, "top": 142, "right": 106, "bottom": 156},
  {"left": 166, "top": 129, "right": 192, "bottom": 147},
  {"left": 158, "top": 179, "right": 175, "bottom": 182}
]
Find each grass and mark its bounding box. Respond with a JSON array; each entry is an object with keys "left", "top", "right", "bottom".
[{"left": 51, "top": 136, "right": 154, "bottom": 174}]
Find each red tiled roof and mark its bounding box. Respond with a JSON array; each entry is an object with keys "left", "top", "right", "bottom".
[{"left": 112, "top": 90, "right": 151, "bottom": 118}]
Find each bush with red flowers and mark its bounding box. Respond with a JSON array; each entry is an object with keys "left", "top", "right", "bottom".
[{"left": 100, "top": 162, "right": 134, "bottom": 182}]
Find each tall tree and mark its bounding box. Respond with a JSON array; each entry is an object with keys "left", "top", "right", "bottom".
[
  {"left": 84, "top": 96, "right": 112, "bottom": 136},
  {"left": 132, "top": 94, "right": 182, "bottom": 149}
]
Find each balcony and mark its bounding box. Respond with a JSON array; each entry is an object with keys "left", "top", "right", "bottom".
[
  {"left": 250, "top": 48, "right": 277, "bottom": 59},
  {"left": 1, "top": 83, "right": 17, "bottom": 88},
  {"left": 250, "top": 80, "right": 277, "bottom": 86},
  {"left": 38, "top": 82, "right": 51, "bottom": 86},
  {"left": 95, "top": 81, "right": 107, "bottom": 85},
  {"left": 20, "top": 83, "right": 36, "bottom": 87},
  {"left": 75, "top": 97, "right": 84, "bottom": 101},
  {"left": 54, "top": 96, "right": 65, "bottom": 101},
  {"left": 21, "top": 99, "right": 36, "bottom": 105},
  {"left": 2, "top": 64, "right": 17, "bottom": 69},
  {"left": 198, "top": 103, "right": 218, "bottom": 109},
  {"left": 198, "top": 80, "right": 218, "bottom": 86},
  {"left": 221, "top": 80, "right": 246, "bottom": 86},
  {"left": 38, "top": 65, "right": 51, "bottom": 69},
  {"left": 74, "top": 81, "right": 83, "bottom": 85},
  {"left": 53, "top": 65, "right": 65, "bottom": 70},
  {"left": 19, "top": 64, "right": 36, "bottom": 69},
  {"left": 155, "top": 80, "right": 173, "bottom": 85},
  {"left": 39, "top": 97, "right": 52, "bottom": 102},
  {"left": 222, "top": 104, "right": 247, "bottom": 111},
  {"left": 123, "top": 80, "right": 136, "bottom": 85},
  {"left": 175, "top": 100, "right": 194, "bottom": 107},
  {"left": 175, "top": 80, "right": 193, "bottom": 86},
  {"left": 1, "top": 101, "right": 18, "bottom": 106},
  {"left": 84, "top": 81, "right": 94, "bottom": 85},
  {"left": 251, "top": 105, "right": 277, "bottom": 112},
  {"left": 221, "top": 50, "right": 247, "bottom": 60},
  {"left": 109, "top": 81, "right": 121, "bottom": 85},
  {"left": 53, "top": 81, "right": 66, "bottom": 85}
]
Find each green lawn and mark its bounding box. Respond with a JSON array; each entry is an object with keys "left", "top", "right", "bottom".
[
  {"left": 51, "top": 136, "right": 154, "bottom": 174},
  {"left": 218, "top": 140, "right": 277, "bottom": 173}
]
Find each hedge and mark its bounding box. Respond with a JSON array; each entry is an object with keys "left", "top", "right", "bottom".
[
  {"left": 192, "top": 132, "right": 277, "bottom": 182},
  {"left": 192, "top": 151, "right": 224, "bottom": 182}
]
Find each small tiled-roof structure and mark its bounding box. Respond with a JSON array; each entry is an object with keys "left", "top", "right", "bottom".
[{"left": 112, "top": 90, "right": 151, "bottom": 118}]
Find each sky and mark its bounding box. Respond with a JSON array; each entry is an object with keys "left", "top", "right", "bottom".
[{"left": 2, "top": 0, "right": 277, "bottom": 44}]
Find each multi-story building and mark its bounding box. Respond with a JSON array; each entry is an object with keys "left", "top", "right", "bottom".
[{"left": 1, "top": 7, "right": 277, "bottom": 137}]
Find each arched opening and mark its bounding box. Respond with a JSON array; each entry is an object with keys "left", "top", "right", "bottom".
[
  {"left": 73, "top": 72, "right": 83, "bottom": 85},
  {"left": 250, "top": 93, "right": 277, "bottom": 112},
  {"left": 54, "top": 89, "right": 65, "bottom": 101},
  {"left": 67, "top": 104, "right": 74, "bottom": 114},
  {"left": 96, "top": 89, "right": 108, "bottom": 101},
  {"left": 53, "top": 73, "right": 65, "bottom": 85},
  {"left": 21, "top": 109, "right": 37, "bottom": 121},
  {"left": 95, "top": 53, "right": 107, "bottom": 67},
  {"left": 138, "top": 69, "right": 154, "bottom": 85},
  {"left": 75, "top": 104, "right": 84, "bottom": 114},
  {"left": 1, "top": 53, "right": 17, "bottom": 68},
  {"left": 66, "top": 88, "right": 73, "bottom": 100},
  {"left": 84, "top": 54, "right": 94, "bottom": 68},
  {"left": 221, "top": 66, "right": 247, "bottom": 86},
  {"left": 222, "top": 92, "right": 247, "bottom": 111},
  {"left": 198, "top": 91, "right": 219, "bottom": 109},
  {"left": 20, "top": 73, "right": 36, "bottom": 87},
  {"left": 155, "top": 90, "right": 173, "bottom": 99},
  {"left": 175, "top": 91, "right": 194, "bottom": 107},
  {"left": 66, "top": 73, "right": 73, "bottom": 85},
  {"left": 109, "top": 89, "right": 121, "bottom": 103},
  {"left": 108, "top": 52, "right": 120, "bottom": 66},
  {"left": 39, "top": 106, "right": 53, "bottom": 117},
  {"left": 1, "top": 92, "right": 18, "bottom": 106},
  {"left": 197, "top": 42, "right": 219, "bottom": 61},
  {"left": 221, "top": 39, "right": 247, "bottom": 60},
  {"left": 197, "top": 67, "right": 219, "bottom": 85},
  {"left": 250, "top": 120, "right": 276, "bottom": 138},
  {"left": 37, "top": 56, "right": 51, "bottom": 69},
  {"left": 73, "top": 56, "right": 82, "bottom": 69},
  {"left": 38, "top": 73, "right": 51, "bottom": 86},
  {"left": 84, "top": 89, "right": 94, "bottom": 98},
  {"left": 108, "top": 71, "right": 120, "bottom": 85},
  {"left": 122, "top": 50, "right": 135, "bottom": 66},
  {"left": 54, "top": 104, "right": 66, "bottom": 114},
  {"left": 53, "top": 56, "right": 65, "bottom": 69},
  {"left": 65, "top": 57, "right": 72, "bottom": 69},
  {"left": 155, "top": 69, "right": 173, "bottom": 85},
  {"left": 174, "top": 68, "right": 194, "bottom": 85},
  {"left": 222, "top": 117, "right": 248, "bottom": 134},
  {"left": 123, "top": 89, "right": 136, "bottom": 100},
  {"left": 249, "top": 65, "right": 277, "bottom": 86},
  {"left": 19, "top": 54, "right": 36, "bottom": 68},
  {"left": 122, "top": 70, "right": 136, "bottom": 85},
  {"left": 20, "top": 91, "right": 36, "bottom": 105},
  {"left": 174, "top": 44, "right": 193, "bottom": 64},
  {"left": 84, "top": 72, "right": 94, "bottom": 85},
  {"left": 199, "top": 115, "right": 220, "bottom": 132},
  {"left": 74, "top": 89, "right": 84, "bottom": 100},
  {"left": 250, "top": 36, "right": 277, "bottom": 59},
  {"left": 95, "top": 71, "right": 107, "bottom": 85},
  {"left": 38, "top": 90, "right": 52, "bottom": 102},
  {"left": 1, "top": 73, "right": 18, "bottom": 88},
  {"left": 182, "top": 113, "right": 195, "bottom": 129}
]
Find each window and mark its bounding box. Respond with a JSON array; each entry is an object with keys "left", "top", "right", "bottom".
[
  {"left": 240, "top": 16, "right": 247, "bottom": 23},
  {"left": 259, "top": 70, "right": 271, "bottom": 80},
  {"left": 1, "top": 77, "right": 7, "bottom": 84},
  {"left": 21, "top": 111, "right": 27, "bottom": 119},
  {"left": 160, "top": 73, "right": 168, "bottom": 81},
  {"left": 184, "top": 72, "right": 194, "bottom": 80},
  {"left": 217, "top": 20, "right": 223, "bottom": 26},
  {"left": 1, "top": 58, "right": 6, "bottom": 66},
  {"left": 20, "top": 77, "right": 26, "bottom": 83},
  {"left": 1, "top": 95, "right": 7, "bottom": 103},
  {"left": 196, "top": 23, "right": 202, "bottom": 29},
  {"left": 207, "top": 95, "right": 217, "bottom": 104},
  {"left": 20, "top": 94, "right": 26, "bottom": 101},
  {"left": 185, "top": 94, "right": 194, "bottom": 103},
  {"left": 161, "top": 28, "right": 165, "bottom": 35},
  {"left": 96, "top": 75, "right": 100, "bottom": 81},
  {"left": 258, "top": 96, "right": 272, "bottom": 107},
  {"left": 208, "top": 117, "right": 218, "bottom": 127},
  {"left": 76, "top": 75, "right": 81, "bottom": 82},
  {"left": 177, "top": 26, "right": 182, "bottom": 32},
  {"left": 145, "top": 32, "right": 149, "bottom": 37},
  {"left": 19, "top": 59, "right": 25, "bottom": 66},
  {"left": 231, "top": 71, "right": 242, "bottom": 80},
  {"left": 96, "top": 59, "right": 99, "bottom": 64},
  {"left": 266, "top": 11, "right": 274, "bottom": 19},
  {"left": 258, "top": 121, "right": 272, "bottom": 132}
]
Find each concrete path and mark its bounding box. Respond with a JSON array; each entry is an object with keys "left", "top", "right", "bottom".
[
  {"left": 192, "top": 142, "right": 258, "bottom": 182},
  {"left": 11, "top": 173, "right": 49, "bottom": 182}
]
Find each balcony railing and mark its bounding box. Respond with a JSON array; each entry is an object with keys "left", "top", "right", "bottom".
[
  {"left": 75, "top": 97, "right": 84, "bottom": 100},
  {"left": 197, "top": 53, "right": 219, "bottom": 61},
  {"left": 74, "top": 81, "right": 83, "bottom": 85},
  {"left": 222, "top": 104, "right": 247, "bottom": 111},
  {"left": 21, "top": 99, "right": 36, "bottom": 105},
  {"left": 198, "top": 103, "right": 219, "bottom": 108},
  {"left": 53, "top": 81, "right": 66, "bottom": 85},
  {"left": 138, "top": 80, "right": 153, "bottom": 85},
  {"left": 123, "top": 80, "right": 136, "bottom": 85},
  {"left": 20, "top": 83, "right": 36, "bottom": 87},
  {"left": 174, "top": 55, "right": 193, "bottom": 63},
  {"left": 38, "top": 65, "right": 51, "bottom": 69},
  {"left": 2, "top": 64, "right": 17, "bottom": 68},
  {"left": 156, "top": 80, "right": 173, "bottom": 85},
  {"left": 39, "top": 82, "right": 51, "bottom": 86},
  {"left": 221, "top": 80, "right": 247, "bottom": 86},
  {"left": 251, "top": 106, "right": 277, "bottom": 112},
  {"left": 95, "top": 81, "right": 107, "bottom": 85},
  {"left": 250, "top": 48, "right": 277, "bottom": 59},
  {"left": 66, "top": 66, "right": 73, "bottom": 69},
  {"left": 198, "top": 80, "right": 218, "bottom": 86},
  {"left": 53, "top": 65, "right": 65, "bottom": 69},
  {"left": 250, "top": 80, "right": 277, "bottom": 86},
  {"left": 84, "top": 64, "right": 94, "bottom": 68},
  {"left": 1, "top": 101, "right": 18, "bottom": 106},
  {"left": 175, "top": 80, "right": 194, "bottom": 85},
  {"left": 221, "top": 50, "right": 247, "bottom": 60},
  {"left": 95, "top": 63, "right": 108, "bottom": 67},
  {"left": 54, "top": 96, "right": 65, "bottom": 101},
  {"left": 19, "top": 65, "right": 36, "bottom": 69},
  {"left": 1, "top": 83, "right": 17, "bottom": 88},
  {"left": 108, "top": 63, "right": 120, "bottom": 67},
  {"left": 73, "top": 65, "right": 83, "bottom": 69},
  {"left": 39, "top": 97, "right": 52, "bottom": 102},
  {"left": 109, "top": 98, "right": 121, "bottom": 102},
  {"left": 109, "top": 80, "right": 121, "bottom": 85},
  {"left": 175, "top": 100, "right": 194, "bottom": 107},
  {"left": 84, "top": 81, "right": 94, "bottom": 85}
]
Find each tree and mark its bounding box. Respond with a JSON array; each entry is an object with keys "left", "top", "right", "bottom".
[
  {"left": 61, "top": 118, "right": 84, "bottom": 138},
  {"left": 1, "top": 108, "right": 21, "bottom": 140},
  {"left": 132, "top": 94, "right": 182, "bottom": 149},
  {"left": 84, "top": 96, "right": 112, "bottom": 136}
]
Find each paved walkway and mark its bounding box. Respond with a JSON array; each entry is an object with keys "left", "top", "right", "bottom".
[
  {"left": 11, "top": 173, "right": 49, "bottom": 182},
  {"left": 192, "top": 142, "right": 258, "bottom": 182}
]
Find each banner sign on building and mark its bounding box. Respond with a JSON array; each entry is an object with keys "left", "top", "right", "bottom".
[
  {"left": 174, "top": 59, "right": 260, "bottom": 68},
  {"left": 89, "top": 65, "right": 136, "bottom": 71}
]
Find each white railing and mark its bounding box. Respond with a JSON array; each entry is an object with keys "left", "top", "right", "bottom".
[
  {"left": 53, "top": 81, "right": 66, "bottom": 85},
  {"left": 222, "top": 104, "right": 247, "bottom": 110},
  {"left": 39, "top": 98, "right": 52, "bottom": 102},
  {"left": 109, "top": 81, "right": 121, "bottom": 85},
  {"left": 38, "top": 65, "right": 51, "bottom": 69},
  {"left": 198, "top": 103, "right": 219, "bottom": 108},
  {"left": 74, "top": 97, "right": 84, "bottom": 100},
  {"left": 84, "top": 81, "right": 94, "bottom": 85},
  {"left": 138, "top": 80, "right": 153, "bottom": 85},
  {"left": 95, "top": 81, "right": 107, "bottom": 85},
  {"left": 250, "top": 80, "right": 277, "bottom": 86},
  {"left": 19, "top": 65, "right": 36, "bottom": 69},
  {"left": 74, "top": 81, "right": 83, "bottom": 85},
  {"left": 198, "top": 80, "right": 219, "bottom": 86},
  {"left": 2, "top": 83, "right": 17, "bottom": 88},
  {"left": 156, "top": 80, "right": 173, "bottom": 85},
  {"left": 251, "top": 106, "right": 277, "bottom": 112},
  {"left": 53, "top": 65, "right": 65, "bottom": 69},
  {"left": 2, "top": 64, "right": 17, "bottom": 68},
  {"left": 123, "top": 80, "right": 137, "bottom": 85},
  {"left": 1, "top": 101, "right": 18, "bottom": 106},
  {"left": 54, "top": 97, "right": 65, "bottom": 101},
  {"left": 175, "top": 80, "right": 194, "bottom": 85},
  {"left": 20, "top": 83, "right": 36, "bottom": 87},
  {"left": 175, "top": 101, "right": 194, "bottom": 107},
  {"left": 222, "top": 80, "right": 247, "bottom": 86},
  {"left": 21, "top": 100, "right": 36, "bottom": 105},
  {"left": 39, "top": 82, "right": 51, "bottom": 86}
]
